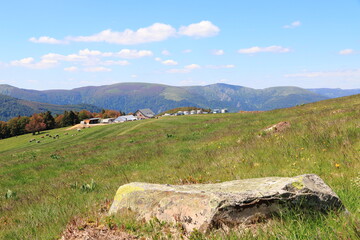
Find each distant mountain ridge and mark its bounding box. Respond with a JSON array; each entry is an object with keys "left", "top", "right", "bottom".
[
  {"left": 1, "top": 82, "right": 356, "bottom": 117},
  {"left": 0, "top": 94, "right": 101, "bottom": 121},
  {"left": 307, "top": 88, "right": 360, "bottom": 98}
]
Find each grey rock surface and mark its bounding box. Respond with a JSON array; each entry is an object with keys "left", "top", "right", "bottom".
[{"left": 109, "top": 174, "right": 344, "bottom": 233}]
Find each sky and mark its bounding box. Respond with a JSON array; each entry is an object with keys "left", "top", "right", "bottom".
[{"left": 0, "top": 0, "right": 359, "bottom": 90}]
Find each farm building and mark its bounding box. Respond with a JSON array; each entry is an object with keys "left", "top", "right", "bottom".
[
  {"left": 83, "top": 118, "right": 101, "bottom": 124},
  {"left": 134, "top": 109, "right": 155, "bottom": 119},
  {"left": 114, "top": 115, "right": 137, "bottom": 122},
  {"left": 101, "top": 118, "right": 115, "bottom": 124}
]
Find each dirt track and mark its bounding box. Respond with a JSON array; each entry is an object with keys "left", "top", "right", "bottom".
[{"left": 66, "top": 123, "right": 109, "bottom": 130}]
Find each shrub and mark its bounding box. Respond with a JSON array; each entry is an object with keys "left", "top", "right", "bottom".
[{"left": 4, "top": 189, "right": 16, "bottom": 199}]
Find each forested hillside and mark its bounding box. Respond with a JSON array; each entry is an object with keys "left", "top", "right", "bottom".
[{"left": 0, "top": 94, "right": 101, "bottom": 121}]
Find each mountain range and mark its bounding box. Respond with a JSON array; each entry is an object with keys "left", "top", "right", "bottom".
[
  {"left": 0, "top": 94, "right": 101, "bottom": 121},
  {"left": 307, "top": 88, "right": 360, "bottom": 98},
  {"left": 0, "top": 82, "right": 359, "bottom": 121}
]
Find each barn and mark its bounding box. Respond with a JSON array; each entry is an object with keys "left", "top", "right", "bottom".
[
  {"left": 83, "top": 118, "right": 101, "bottom": 124},
  {"left": 134, "top": 109, "right": 155, "bottom": 119},
  {"left": 114, "top": 115, "right": 138, "bottom": 122}
]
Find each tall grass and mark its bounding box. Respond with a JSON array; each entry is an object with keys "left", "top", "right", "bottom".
[{"left": 0, "top": 95, "right": 359, "bottom": 239}]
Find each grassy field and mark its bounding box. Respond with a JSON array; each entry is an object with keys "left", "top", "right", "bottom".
[{"left": 0, "top": 95, "right": 359, "bottom": 239}]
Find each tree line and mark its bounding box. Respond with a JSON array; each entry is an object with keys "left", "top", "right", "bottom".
[{"left": 0, "top": 109, "right": 125, "bottom": 139}]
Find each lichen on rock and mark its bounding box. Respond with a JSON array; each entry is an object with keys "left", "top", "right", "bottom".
[{"left": 109, "top": 174, "right": 345, "bottom": 233}]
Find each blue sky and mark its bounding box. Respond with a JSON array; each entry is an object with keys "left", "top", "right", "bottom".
[{"left": 0, "top": 0, "right": 359, "bottom": 90}]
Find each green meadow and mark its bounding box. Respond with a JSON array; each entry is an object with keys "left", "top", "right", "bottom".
[{"left": 0, "top": 95, "right": 359, "bottom": 239}]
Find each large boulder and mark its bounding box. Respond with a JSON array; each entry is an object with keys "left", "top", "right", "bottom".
[{"left": 109, "top": 174, "right": 344, "bottom": 233}]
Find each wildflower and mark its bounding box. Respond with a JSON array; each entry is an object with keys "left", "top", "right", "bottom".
[{"left": 335, "top": 163, "right": 340, "bottom": 168}]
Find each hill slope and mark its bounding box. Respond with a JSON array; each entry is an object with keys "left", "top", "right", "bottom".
[
  {"left": 0, "top": 83, "right": 329, "bottom": 114},
  {"left": 0, "top": 94, "right": 359, "bottom": 239},
  {"left": 0, "top": 94, "right": 101, "bottom": 121}
]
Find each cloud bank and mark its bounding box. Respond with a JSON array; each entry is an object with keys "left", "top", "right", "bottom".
[{"left": 30, "top": 21, "right": 220, "bottom": 45}]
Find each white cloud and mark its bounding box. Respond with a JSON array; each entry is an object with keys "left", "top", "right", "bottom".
[
  {"left": 42, "top": 49, "right": 150, "bottom": 65},
  {"left": 182, "top": 49, "right": 192, "bottom": 53},
  {"left": 101, "top": 60, "right": 130, "bottom": 66},
  {"left": 212, "top": 49, "right": 224, "bottom": 55},
  {"left": 8, "top": 48, "right": 151, "bottom": 70},
  {"left": 283, "top": 21, "right": 301, "bottom": 29},
  {"left": 110, "top": 49, "right": 153, "bottom": 59},
  {"left": 284, "top": 69, "right": 360, "bottom": 78},
  {"left": 161, "top": 50, "right": 170, "bottom": 56},
  {"left": 64, "top": 66, "right": 78, "bottom": 72},
  {"left": 206, "top": 64, "right": 235, "bottom": 69},
  {"left": 154, "top": 57, "right": 162, "bottom": 61},
  {"left": 84, "top": 67, "right": 112, "bottom": 72},
  {"left": 131, "top": 74, "right": 137, "bottom": 78},
  {"left": 29, "top": 36, "right": 67, "bottom": 44},
  {"left": 12, "top": 57, "right": 34, "bottom": 65},
  {"left": 178, "top": 21, "right": 220, "bottom": 38},
  {"left": 185, "top": 64, "right": 201, "bottom": 69},
  {"left": 223, "top": 64, "right": 235, "bottom": 68},
  {"left": 238, "top": 46, "right": 291, "bottom": 54},
  {"left": 10, "top": 57, "right": 58, "bottom": 69},
  {"left": 68, "top": 23, "right": 176, "bottom": 45},
  {"left": 78, "top": 48, "right": 103, "bottom": 56},
  {"left": 30, "top": 21, "right": 220, "bottom": 46},
  {"left": 339, "top": 49, "right": 355, "bottom": 55},
  {"left": 161, "top": 59, "right": 178, "bottom": 65},
  {"left": 42, "top": 53, "right": 87, "bottom": 62},
  {"left": 167, "top": 64, "right": 201, "bottom": 73}
]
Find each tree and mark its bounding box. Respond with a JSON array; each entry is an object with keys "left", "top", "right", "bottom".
[
  {"left": 2, "top": 116, "right": 29, "bottom": 138},
  {"left": 61, "top": 111, "right": 71, "bottom": 127},
  {"left": 25, "top": 114, "right": 46, "bottom": 135},
  {"left": 78, "top": 110, "right": 93, "bottom": 121},
  {"left": 17, "top": 116, "right": 30, "bottom": 135},
  {"left": 61, "top": 110, "right": 79, "bottom": 127},
  {"left": 7, "top": 116, "right": 22, "bottom": 137},
  {"left": 0, "top": 121, "right": 10, "bottom": 139},
  {"left": 102, "top": 110, "right": 120, "bottom": 118},
  {"left": 42, "top": 111, "right": 55, "bottom": 130},
  {"left": 55, "top": 114, "right": 64, "bottom": 128}
]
